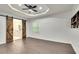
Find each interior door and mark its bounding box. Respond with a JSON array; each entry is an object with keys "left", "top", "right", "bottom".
[
  {"left": 6, "top": 16, "right": 13, "bottom": 43},
  {"left": 22, "top": 20, "right": 26, "bottom": 39}
]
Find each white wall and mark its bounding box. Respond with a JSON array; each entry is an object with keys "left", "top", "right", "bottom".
[
  {"left": 13, "top": 19, "right": 22, "bottom": 40},
  {"left": 0, "top": 16, "right": 6, "bottom": 44},
  {"left": 27, "top": 11, "right": 73, "bottom": 44}
]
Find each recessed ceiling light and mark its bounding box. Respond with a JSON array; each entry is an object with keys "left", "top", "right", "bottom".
[{"left": 39, "top": 7, "right": 43, "bottom": 10}]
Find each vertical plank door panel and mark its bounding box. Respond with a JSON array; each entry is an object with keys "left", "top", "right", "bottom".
[
  {"left": 22, "top": 20, "right": 26, "bottom": 40},
  {"left": 6, "top": 16, "right": 13, "bottom": 43}
]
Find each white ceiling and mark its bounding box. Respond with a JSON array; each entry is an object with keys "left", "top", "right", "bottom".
[
  {"left": 0, "top": 4, "right": 74, "bottom": 20},
  {"left": 8, "top": 4, "right": 49, "bottom": 17}
]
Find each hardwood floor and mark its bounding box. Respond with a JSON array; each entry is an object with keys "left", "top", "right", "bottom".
[{"left": 0, "top": 37, "right": 75, "bottom": 54}]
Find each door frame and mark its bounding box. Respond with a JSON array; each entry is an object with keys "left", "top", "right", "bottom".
[{"left": 22, "top": 20, "right": 26, "bottom": 40}]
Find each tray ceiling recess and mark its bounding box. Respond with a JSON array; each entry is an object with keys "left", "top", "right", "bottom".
[{"left": 8, "top": 4, "right": 49, "bottom": 16}]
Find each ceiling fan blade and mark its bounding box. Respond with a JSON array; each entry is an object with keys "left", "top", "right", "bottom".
[
  {"left": 24, "top": 4, "right": 29, "bottom": 7},
  {"left": 32, "top": 5, "right": 37, "bottom": 8},
  {"left": 32, "top": 9, "right": 37, "bottom": 12}
]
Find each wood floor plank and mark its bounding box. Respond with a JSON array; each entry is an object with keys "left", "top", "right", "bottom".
[{"left": 0, "top": 37, "right": 75, "bottom": 54}]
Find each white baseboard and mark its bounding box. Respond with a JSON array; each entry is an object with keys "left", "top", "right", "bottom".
[
  {"left": 0, "top": 42, "right": 6, "bottom": 45},
  {"left": 71, "top": 43, "right": 78, "bottom": 54},
  {"left": 28, "top": 36, "right": 70, "bottom": 44}
]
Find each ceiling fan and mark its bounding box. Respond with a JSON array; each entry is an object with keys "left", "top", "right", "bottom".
[{"left": 22, "top": 4, "right": 38, "bottom": 12}]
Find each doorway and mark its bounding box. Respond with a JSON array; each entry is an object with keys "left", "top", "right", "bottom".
[{"left": 13, "top": 19, "right": 22, "bottom": 41}]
